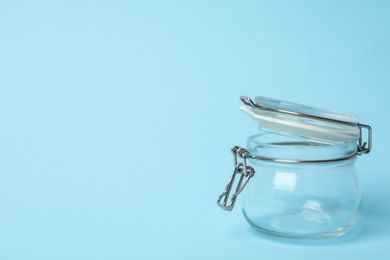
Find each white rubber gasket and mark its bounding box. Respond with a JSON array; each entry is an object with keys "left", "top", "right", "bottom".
[{"left": 240, "top": 106, "right": 360, "bottom": 142}]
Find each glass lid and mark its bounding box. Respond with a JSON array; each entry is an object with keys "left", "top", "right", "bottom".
[{"left": 240, "top": 95, "right": 361, "bottom": 143}]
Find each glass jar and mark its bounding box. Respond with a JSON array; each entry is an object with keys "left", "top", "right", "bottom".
[{"left": 217, "top": 96, "right": 372, "bottom": 240}]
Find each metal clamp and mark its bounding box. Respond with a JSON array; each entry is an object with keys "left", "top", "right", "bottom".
[{"left": 217, "top": 146, "right": 255, "bottom": 211}]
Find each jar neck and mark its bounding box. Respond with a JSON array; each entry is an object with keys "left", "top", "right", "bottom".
[{"left": 247, "top": 133, "right": 357, "bottom": 162}]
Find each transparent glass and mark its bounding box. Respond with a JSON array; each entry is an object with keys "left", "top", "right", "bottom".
[{"left": 242, "top": 133, "right": 361, "bottom": 240}]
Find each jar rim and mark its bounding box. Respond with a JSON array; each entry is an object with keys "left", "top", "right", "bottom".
[{"left": 247, "top": 133, "right": 357, "bottom": 162}]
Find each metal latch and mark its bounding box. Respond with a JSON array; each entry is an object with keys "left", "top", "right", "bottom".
[{"left": 217, "top": 146, "right": 255, "bottom": 211}]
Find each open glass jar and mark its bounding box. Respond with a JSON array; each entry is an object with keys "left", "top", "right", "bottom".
[{"left": 217, "top": 96, "right": 372, "bottom": 240}]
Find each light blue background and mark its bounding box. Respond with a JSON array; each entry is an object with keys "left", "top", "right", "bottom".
[{"left": 1, "top": 0, "right": 389, "bottom": 259}]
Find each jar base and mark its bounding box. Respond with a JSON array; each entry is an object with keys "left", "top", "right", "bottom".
[{"left": 242, "top": 209, "right": 359, "bottom": 240}]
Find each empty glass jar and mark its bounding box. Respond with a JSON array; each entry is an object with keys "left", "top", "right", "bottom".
[{"left": 217, "top": 96, "right": 372, "bottom": 240}]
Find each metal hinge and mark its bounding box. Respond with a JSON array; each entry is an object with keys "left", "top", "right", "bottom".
[{"left": 357, "top": 124, "right": 372, "bottom": 155}]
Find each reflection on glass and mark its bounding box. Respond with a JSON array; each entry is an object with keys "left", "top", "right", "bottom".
[{"left": 273, "top": 171, "right": 297, "bottom": 192}]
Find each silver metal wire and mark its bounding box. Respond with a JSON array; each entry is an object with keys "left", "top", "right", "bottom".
[{"left": 217, "top": 147, "right": 254, "bottom": 211}]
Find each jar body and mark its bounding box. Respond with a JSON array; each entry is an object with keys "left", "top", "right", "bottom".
[{"left": 241, "top": 134, "right": 361, "bottom": 239}]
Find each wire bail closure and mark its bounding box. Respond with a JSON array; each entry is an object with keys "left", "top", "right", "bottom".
[
  {"left": 217, "top": 146, "right": 255, "bottom": 211},
  {"left": 217, "top": 96, "right": 372, "bottom": 212}
]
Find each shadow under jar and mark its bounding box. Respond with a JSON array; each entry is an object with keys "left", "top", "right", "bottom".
[{"left": 217, "top": 96, "right": 372, "bottom": 240}]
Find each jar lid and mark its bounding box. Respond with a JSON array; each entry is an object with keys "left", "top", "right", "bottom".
[{"left": 240, "top": 96, "right": 361, "bottom": 143}]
